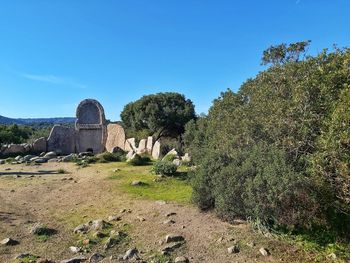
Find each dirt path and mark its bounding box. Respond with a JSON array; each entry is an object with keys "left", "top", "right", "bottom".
[{"left": 0, "top": 162, "right": 284, "bottom": 263}]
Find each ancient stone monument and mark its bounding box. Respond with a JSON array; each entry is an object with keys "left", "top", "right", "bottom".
[
  {"left": 0, "top": 98, "right": 166, "bottom": 159},
  {"left": 75, "top": 99, "right": 107, "bottom": 154},
  {"left": 152, "top": 140, "right": 161, "bottom": 160},
  {"left": 47, "top": 125, "right": 75, "bottom": 154},
  {"left": 105, "top": 123, "right": 126, "bottom": 153}
]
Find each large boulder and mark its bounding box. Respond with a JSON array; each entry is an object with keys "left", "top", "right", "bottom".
[
  {"left": 146, "top": 136, "right": 153, "bottom": 154},
  {"left": 124, "top": 138, "right": 137, "bottom": 152},
  {"left": 105, "top": 124, "right": 126, "bottom": 153},
  {"left": 136, "top": 139, "right": 147, "bottom": 154},
  {"left": 152, "top": 140, "right": 161, "bottom": 160},
  {"left": 33, "top": 137, "right": 47, "bottom": 153},
  {"left": 47, "top": 125, "right": 76, "bottom": 154}
]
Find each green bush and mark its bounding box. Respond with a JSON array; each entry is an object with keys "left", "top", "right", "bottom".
[
  {"left": 152, "top": 161, "right": 177, "bottom": 176},
  {"left": 185, "top": 43, "right": 350, "bottom": 235},
  {"left": 97, "top": 151, "right": 126, "bottom": 163},
  {"left": 128, "top": 154, "right": 151, "bottom": 166}
]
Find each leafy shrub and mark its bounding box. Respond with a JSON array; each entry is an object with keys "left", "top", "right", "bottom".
[
  {"left": 186, "top": 43, "right": 350, "bottom": 234},
  {"left": 97, "top": 151, "right": 125, "bottom": 163},
  {"left": 128, "top": 154, "right": 151, "bottom": 166},
  {"left": 152, "top": 161, "right": 177, "bottom": 176}
]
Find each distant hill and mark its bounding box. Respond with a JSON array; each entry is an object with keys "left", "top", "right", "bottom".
[{"left": 0, "top": 115, "right": 76, "bottom": 125}]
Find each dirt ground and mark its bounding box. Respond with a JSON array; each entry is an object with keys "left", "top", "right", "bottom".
[{"left": 0, "top": 162, "right": 311, "bottom": 263}]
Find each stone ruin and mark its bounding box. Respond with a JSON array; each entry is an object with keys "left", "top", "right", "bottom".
[
  {"left": 0, "top": 98, "right": 162, "bottom": 160},
  {"left": 75, "top": 99, "right": 107, "bottom": 153}
]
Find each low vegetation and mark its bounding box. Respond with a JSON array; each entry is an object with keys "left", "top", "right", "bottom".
[
  {"left": 127, "top": 154, "right": 151, "bottom": 166},
  {"left": 152, "top": 160, "right": 177, "bottom": 176},
  {"left": 108, "top": 163, "right": 191, "bottom": 203}
]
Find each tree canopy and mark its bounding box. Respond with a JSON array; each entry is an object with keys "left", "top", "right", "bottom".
[{"left": 121, "top": 92, "right": 196, "bottom": 140}]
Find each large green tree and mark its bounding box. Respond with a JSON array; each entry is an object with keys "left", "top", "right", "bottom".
[{"left": 121, "top": 92, "right": 196, "bottom": 140}]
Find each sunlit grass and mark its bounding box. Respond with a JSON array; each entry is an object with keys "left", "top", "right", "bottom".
[{"left": 106, "top": 162, "right": 192, "bottom": 204}]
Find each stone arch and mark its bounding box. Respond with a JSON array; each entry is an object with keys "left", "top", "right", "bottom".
[
  {"left": 76, "top": 99, "right": 105, "bottom": 125},
  {"left": 75, "top": 99, "right": 107, "bottom": 153}
]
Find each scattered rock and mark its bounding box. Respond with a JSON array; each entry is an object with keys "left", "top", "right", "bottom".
[
  {"left": 34, "top": 158, "right": 48, "bottom": 163},
  {"left": 165, "top": 212, "right": 177, "bottom": 217},
  {"left": 165, "top": 234, "right": 185, "bottom": 243},
  {"left": 0, "top": 237, "right": 19, "bottom": 246},
  {"left": 48, "top": 158, "right": 60, "bottom": 163},
  {"left": 137, "top": 216, "right": 145, "bottom": 222},
  {"left": 161, "top": 242, "right": 183, "bottom": 253},
  {"left": 0, "top": 159, "right": 5, "bottom": 164},
  {"left": 23, "top": 155, "right": 36, "bottom": 161},
  {"left": 163, "top": 219, "right": 176, "bottom": 225},
  {"left": 69, "top": 246, "right": 81, "bottom": 253},
  {"left": 60, "top": 256, "right": 87, "bottom": 263},
  {"left": 62, "top": 154, "right": 77, "bottom": 162},
  {"left": 74, "top": 219, "right": 111, "bottom": 234},
  {"left": 89, "top": 253, "right": 105, "bottom": 263},
  {"left": 181, "top": 153, "right": 191, "bottom": 163},
  {"left": 259, "top": 247, "right": 270, "bottom": 256},
  {"left": 174, "top": 256, "right": 189, "bottom": 263},
  {"left": 155, "top": 200, "right": 167, "bottom": 205},
  {"left": 44, "top": 151, "right": 57, "bottom": 159},
  {"left": 73, "top": 223, "right": 90, "bottom": 234},
  {"left": 228, "top": 245, "right": 240, "bottom": 254},
  {"left": 78, "top": 152, "right": 93, "bottom": 157},
  {"left": 173, "top": 159, "right": 181, "bottom": 166},
  {"left": 123, "top": 248, "right": 139, "bottom": 260},
  {"left": 104, "top": 237, "right": 117, "bottom": 250},
  {"left": 107, "top": 215, "right": 121, "bottom": 222},
  {"left": 131, "top": 180, "right": 144, "bottom": 186},
  {"left": 91, "top": 219, "right": 111, "bottom": 231},
  {"left": 246, "top": 241, "right": 255, "bottom": 248},
  {"left": 112, "top": 168, "right": 121, "bottom": 172}
]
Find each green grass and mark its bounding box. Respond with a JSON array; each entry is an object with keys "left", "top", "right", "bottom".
[
  {"left": 15, "top": 254, "right": 37, "bottom": 263},
  {"left": 106, "top": 162, "right": 192, "bottom": 204},
  {"left": 287, "top": 233, "right": 350, "bottom": 262},
  {"left": 35, "top": 234, "right": 50, "bottom": 242}
]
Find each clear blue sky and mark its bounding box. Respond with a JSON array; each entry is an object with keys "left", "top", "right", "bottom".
[{"left": 0, "top": 0, "right": 349, "bottom": 120}]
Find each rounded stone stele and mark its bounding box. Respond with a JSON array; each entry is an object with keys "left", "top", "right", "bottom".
[{"left": 75, "top": 99, "right": 107, "bottom": 154}]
